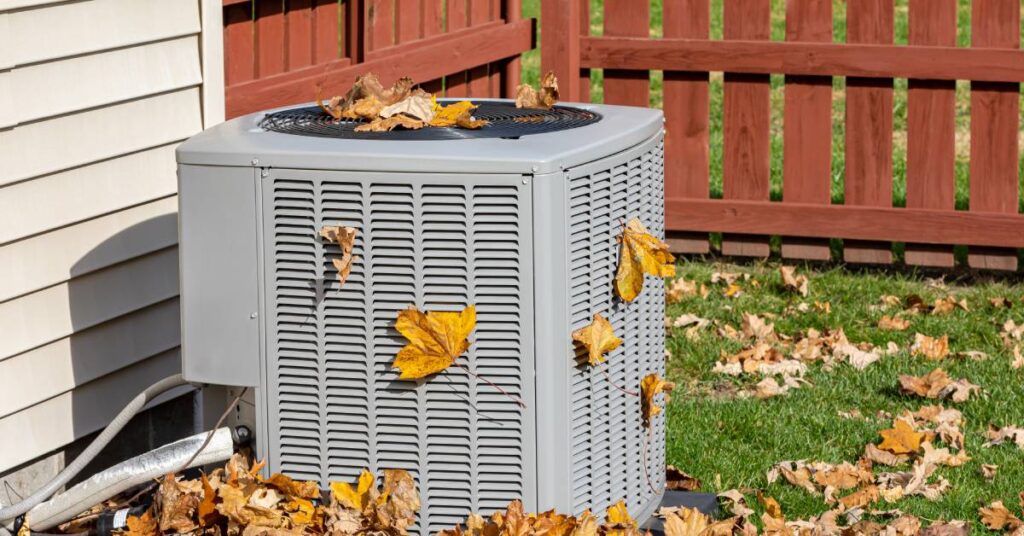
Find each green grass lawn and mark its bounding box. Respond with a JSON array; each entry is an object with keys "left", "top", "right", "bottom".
[
  {"left": 519, "top": 0, "right": 1024, "bottom": 216},
  {"left": 663, "top": 261, "right": 1024, "bottom": 528}
]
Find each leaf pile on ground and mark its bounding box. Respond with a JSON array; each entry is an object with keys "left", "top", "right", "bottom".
[{"left": 664, "top": 260, "right": 1024, "bottom": 531}]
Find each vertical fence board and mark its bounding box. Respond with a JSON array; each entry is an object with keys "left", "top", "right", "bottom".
[
  {"left": 540, "top": 0, "right": 582, "bottom": 101},
  {"left": 578, "top": 0, "right": 590, "bottom": 102},
  {"left": 501, "top": 0, "right": 523, "bottom": 98},
  {"left": 844, "top": 0, "right": 894, "bottom": 265},
  {"left": 313, "top": 0, "right": 341, "bottom": 63},
  {"left": 366, "top": 0, "right": 394, "bottom": 53},
  {"left": 467, "top": 0, "right": 491, "bottom": 96},
  {"left": 224, "top": 3, "right": 256, "bottom": 86},
  {"left": 904, "top": 0, "right": 956, "bottom": 267},
  {"left": 396, "top": 0, "right": 420, "bottom": 42},
  {"left": 256, "top": 0, "right": 287, "bottom": 77},
  {"left": 968, "top": 0, "right": 1020, "bottom": 271},
  {"left": 347, "top": 0, "right": 366, "bottom": 63},
  {"left": 446, "top": 0, "right": 470, "bottom": 96},
  {"left": 602, "top": 0, "right": 649, "bottom": 106},
  {"left": 420, "top": 0, "right": 445, "bottom": 93},
  {"left": 663, "top": 0, "right": 710, "bottom": 253},
  {"left": 721, "top": 0, "right": 771, "bottom": 257},
  {"left": 781, "top": 0, "right": 833, "bottom": 261},
  {"left": 286, "top": 0, "right": 314, "bottom": 70}
]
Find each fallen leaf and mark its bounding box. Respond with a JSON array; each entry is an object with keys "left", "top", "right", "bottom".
[
  {"left": 614, "top": 217, "right": 676, "bottom": 302},
  {"left": 984, "top": 424, "right": 1024, "bottom": 449},
  {"left": 878, "top": 419, "right": 925, "bottom": 455},
  {"left": 640, "top": 373, "right": 675, "bottom": 427},
  {"left": 666, "top": 278, "right": 707, "bottom": 303},
  {"left": 990, "top": 297, "right": 1013, "bottom": 309},
  {"left": 723, "top": 283, "right": 743, "bottom": 298},
  {"left": 661, "top": 506, "right": 710, "bottom": 536},
  {"left": 1014, "top": 345, "right": 1024, "bottom": 369},
  {"left": 780, "top": 266, "right": 809, "bottom": 296},
  {"left": 265, "top": 473, "right": 321, "bottom": 500},
  {"left": 391, "top": 305, "right": 476, "bottom": 379},
  {"left": 119, "top": 509, "right": 158, "bottom": 536},
  {"left": 741, "top": 313, "right": 776, "bottom": 341},
  {"left": 979, "top": 500, "right": 1023, "bottom": 531},
  {"left": 330, "top": 469, "right": 376, "bottom": 510},
  {"left": 921, "top": 520, "right": 969, "bottom": 536},
  {"left": 572, "top": 313, "right": 623, "bottom": 366},
  {"left": 355, "top": 114, "right": 425, "bottom": 132},
  {"left": 981, "top": 464, "right": 998, "bottom": 480},
  {"left": 931, "top": 296, "right": 968, "bottom": 315},
  {"left": 757, "top": 492, "right": 783, "bottom": 519},
  {"left": 198, "top": 474, "right": 219, "bottom": 527},
  {"left": 899, "top": 368, "right": 980, "bottom": 402},
  {"left": 665, "top": 465, "right": 701, "bottom": 491},
  {"left": 864, "top": 443, "right": 910, "bottom": 466},
  {"left": 155, "top": 473, "right": 200, "bottom": 534},
  {"left": 878, "top": 315, "right": 911, "bottom": 331},
  {"left": 380, "top": 94, "right": 435, "bottom": 122},
  {"left": 604, "top": 500, "right": 637, "bottom": 536},
  {"left": 515, "top": 71, "right": 559, "bottom": 109},
  {"left": 911, "top": 333, "right": 950, "bottom": 360}
]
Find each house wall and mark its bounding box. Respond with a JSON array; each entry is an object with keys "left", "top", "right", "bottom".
[{"left": 0, "top": 0, "right": 224, "bottom": 473}]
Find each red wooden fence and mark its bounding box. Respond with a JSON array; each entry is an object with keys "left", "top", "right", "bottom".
[
  {"left": 543, "top": 0, "right": 1024, "bottom": 270},
  {"left": 223, "top": 0, "right": 533, "bottom": 118}
]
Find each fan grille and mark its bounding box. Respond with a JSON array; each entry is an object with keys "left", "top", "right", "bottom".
[{"left": 258, "top": 100, "right": 602, "bottom": 140}]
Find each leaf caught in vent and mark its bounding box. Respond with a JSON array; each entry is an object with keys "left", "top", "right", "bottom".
[
  {"left": 614, "top": 218, "right": 676, "bottom": 302},
  {"left": 640, "top": 373, "right": 675, "bottom": 428},
  {"left": 391, "top": 305, "right": 476, "bottom": 379},
  {"left": 320, "top": 225, "right": 358, "bottom": 287},
  {"left": 572, "top": 313, "right": 623, "bottom": 366}
]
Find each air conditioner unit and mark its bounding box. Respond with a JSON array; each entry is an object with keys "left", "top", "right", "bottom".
[{"left": 176, "top": 99, "right": 667, "bottom": 535}]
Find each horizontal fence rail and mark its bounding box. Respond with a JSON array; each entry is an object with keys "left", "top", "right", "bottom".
[
  {"left": 224, "top": 0, "right": 532, "bottom": 118},
  {"left": 543, "top": 0, "right": 1024, "bottom": 270}
]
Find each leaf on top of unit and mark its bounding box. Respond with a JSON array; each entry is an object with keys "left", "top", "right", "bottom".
[
  {"left": 515, "top": 71, "right": 560, "bottom": 110},
  {"left": 614, "top": 217, "right": 676, "bottom": 302},
  {"left": 572, "top": 313, "right": 623, "bottom": 366},
  {"left": 391, "top": 305, "right": 476, "bottom": 379},
  {"left": 430, "top": 101, "right": 488, "bottom": 129}
]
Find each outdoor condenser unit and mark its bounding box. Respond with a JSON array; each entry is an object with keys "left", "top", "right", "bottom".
[{"left": 176, "top": 99, "right": 668, "bottom": 534}]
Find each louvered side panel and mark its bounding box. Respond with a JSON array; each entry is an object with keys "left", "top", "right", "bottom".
[
  {"left": 264, "top": 171, "right": 534, "bottom": 536},
  {"left": 567, "top": 135, "right": 666, "bottom": 518}
]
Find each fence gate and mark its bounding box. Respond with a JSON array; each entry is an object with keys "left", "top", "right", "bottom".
[
  {"left": 543, "top": 0, "right": 1024, "bottom": 271},
  {"left": 223, "top": 0, "right": 532, "bottom": 118}
]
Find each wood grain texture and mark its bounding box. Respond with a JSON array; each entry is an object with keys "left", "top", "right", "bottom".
[
  {"left": 255, "top": 0, "right": 287, "bottom": 77},
  {"left": 665, "top": 199, "right": 1024, "bottom": 248},
  {"left": 904, "top": 0, "right": 956, "bottom": 267},
  {"left": 467, "top": 0, "right": 492, "bottom": 97},
  {"left": 501, "top": 0, "right": 522, "bottom": 97},
  {"left": 224, "top": 2, "right": 255, "bottom": 86},
  {"left": 366, "top": 0, "right": 394, "bottom": 52},
  {"left": 603, "top": 0, "right": 649, "bottom": 106},
  {"left": 663, "top": 0, "right": 710, "bottom": 253},
  {"left": 968, "top": 0, "right": 1020, "bottom": 271},
  {"left": 313, "top": 0, "right": 340, "bottom": 63},
  {"left": 721, "top": 0, "right": 770, "bottom": 258},
  {"left": 446, "top": 0, "right": 470, "bottom": 96},
  {"left": 579, "top": 37, "right": 1024, "bottom": 83},
  {"left": 781, "top": 0, "right": 832, "bottom": 260},
  {"left": 286, "top": 0, "right": 314, "bottom": 70},
  {"left": 396, "top": 0, "right": 421, "bottom": 43},
  {"left": 226, "top": 20, "right": 532, "bottom": 116},
  {"left": 540, "top": 0, "right": 582, "bottom": 101},
  {"left": 844, "top": 0, "right": 894, "bottom": 264}
]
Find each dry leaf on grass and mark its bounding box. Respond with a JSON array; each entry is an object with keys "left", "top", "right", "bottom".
[
  {"left": 572, "top": 313, "right": 623, "bottom": 366},
  {"left": 391, "top": 305, "right": 476, "bottom": 379},
  {"left": 515, "top": 71, "right": 559, "bottom": 109},
  {"left": 666, "top": 278, "right": 707, "bottom": 303},
  {"left": 779, "top": 266, "right": 809, "bottom": 296},
  {"left": 640, "top": 373, "right": 675, "bottom": 427},
  {"left": 911, "top": 333, "right": 950, "bottom": 360},
  {"left": 320, "top": 225, "right": 358, "bottom": 286},
  {"left": 877, "top": 419, "right": 925, "bottom": 455},
  {"left": 665, "top": 466, "right": 701, "bottom": 491},
  {"left": 614, "top": 218, "right": 675, "bottom": 302},
  {"left": 921, "top": 520, "right": 969, "bottom": 536},
  {"left": 990, "top": 297, "right": 1014, "bottom": 308},
  {"left": 931, "top": 296, "right": 969, "bottom": 315},
  {"left": 878, "top": 315, "right": 911, "bottom": 331},
  {"left": 898, "top": 368, "right": 980, "bottom": 402},
  {"left": 755, "top": 376, "right": 807, "bottom": 399},
  {"left": 980, "top": 501, "right": 1023, "bottom": 531},
  {"left": 981, "top": 464, "right": 998, "bottom": 480},
  {"left": 984, "top": 424, "right": 1024, "bottom": 449}
]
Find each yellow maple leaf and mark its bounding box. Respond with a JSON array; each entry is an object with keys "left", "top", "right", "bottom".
[
  {"left": 391, "top": 305, "right": 476, "bottom": 379},
  {"left": 877, "top": 419, "right": 925, "bottom": 455},
  {"left": 572, "top": 313, "right": 623, "bottom": 366},
  {"left": 614, "top": 218, "right": 676, "bottom": 302},
  {"left": 604, "top": 501, "right": 637, "bottom": 536},
  {"left": 640, "top": 373, "right": 676, "bottom": 427},
  {"left": 120, "top": 509, "right": 158, "bottom": 536},
  {"left": 330, "top": 468, "right": 376, "bottom": 511},
  {"left": 430, "top": 101, "right": 479, "bottom": 127}
]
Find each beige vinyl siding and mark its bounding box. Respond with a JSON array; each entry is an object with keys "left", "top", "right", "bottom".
[{"left": 0, "top": 0, "right": 222, "bottom": 472}]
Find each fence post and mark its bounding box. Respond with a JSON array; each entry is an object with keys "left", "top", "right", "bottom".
[{"left": 541, "top": 0, "right": 582, "bottom": 101}]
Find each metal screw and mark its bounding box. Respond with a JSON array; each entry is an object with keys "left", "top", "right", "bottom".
[
  {"left": 261, "top": 168, "right": 269, "bottom": 177},
  {"left": 250, "top": 312, "right": 258, "bottom": 319},
  {"left": 251, "top": 158, "right": 259, "bottom": 166},
  {"left": 522, "top": 178, "right": 530, "bottom": 185},
  {"left": 531, "top": 165, "right": 539, "bottom": 172}
]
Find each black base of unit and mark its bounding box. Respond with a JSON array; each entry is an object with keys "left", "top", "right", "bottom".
[{"left": 641, "top": 490, "right": 720, "bottom": 535}]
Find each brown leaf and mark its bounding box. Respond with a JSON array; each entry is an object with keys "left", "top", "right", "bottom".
[
  {"left": 515, "top": 71, "right": 559, "bottom": 110},
  {"left": 321, "top": 225, "right": 358, "bottom": 287},
  {"left": 757, "top": 492, "right": 783, "bottom": 519},
  {"left": 911, "top": 333, "right": 949, "bottom": 360},
  {"left": 355, "top": 114, "right": 425, "bottom": 132},
  {"left": 198, "top": 474, "right": 220, "bottom": 527},
  {"left": 665, "top": 465, "right": 701, "bottom": 491},
  {"left": 984, "top": 424, "right": 1024, "bottom": 449},
  {"left": 380, "top": 94, "right": 435, "bottom": 122},
  {"left": 981, "top": 463, "right": 998, "bottom": 480},
  {"left": 878, "top": 315, "right": 910, "bottom": 331},
  {"left": 156, "top": 473, "right": 200, "bottom": 534},
  {"left": 863, "top": 443, "right": 910, "bottom": 466},
  {"left": 980, "top": 500, "right": 1023, "bottom": 531},
  {"left": 877, "top": 419, "right": 925, "bottom": 455},
  {"left": 265, "top": 473, "right": 321, "bottom": 500},
  {"left": 838, "top": 485, "right": 879, "bottom": 509},
  {"left": 899, "top": 368, "right": 952, "bottom": 399},
  {"left": 118, "top": 509, "right": 158, "bottom": 536},
  {"left": 661, "top": 507, "right": 710, "bottom": 536},
  {"left": 920, "top": 520, "right": 969, "bottom": 536},
  {"left": 779, "top": 266, "right": 808, "bottom": 297}
]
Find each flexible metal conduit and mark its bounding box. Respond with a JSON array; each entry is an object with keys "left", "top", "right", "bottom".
[{"left": 0, "top": 374, "right": 189, "bottom": 525}]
